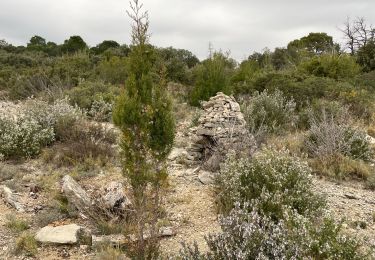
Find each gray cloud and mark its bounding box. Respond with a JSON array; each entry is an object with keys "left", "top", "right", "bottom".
[{"left": 0, "top": 0, "right": 374, "bottom": 60}]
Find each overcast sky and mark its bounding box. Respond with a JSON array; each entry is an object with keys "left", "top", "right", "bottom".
[{"left": 0, "top": 0, "right": 374, "bottom": 60}]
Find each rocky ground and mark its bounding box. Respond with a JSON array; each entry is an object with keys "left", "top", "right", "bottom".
[{"left": 1, "top": 98, "right": 375, "bottom": 259}]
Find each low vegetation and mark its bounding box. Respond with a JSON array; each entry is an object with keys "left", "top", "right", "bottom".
[{"left": 0, "top": 1, "right": 375, "bottom": 259}]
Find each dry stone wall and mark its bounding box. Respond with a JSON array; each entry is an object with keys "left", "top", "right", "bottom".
[{"left": 187, "top": 92, "right": 256, "bottom": 170}]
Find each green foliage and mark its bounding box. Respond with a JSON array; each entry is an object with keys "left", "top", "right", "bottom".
[
  {"left": 299, "top": 54, "right": 361, "bottom": 80},
  {"left": 112, "top": 1, "right": 175, "bottom": 257},
  {"left": 357, "top": 40, "right": 375, "bottom": 72},
  {"left": 0, "top": 98, "right": 83, "bottom": 159},
  {"left": 61, "top": 35, "right": 88, "bottom": 54},
  {"left": 216, "top": 149, "right": 324, "bottom": 219},
  {"left": 242, "top": 90, "right": 296, "bottom": 139},
  {"left": 53, "top": 51, "right": 93, "bottom": 86},
  {"left": 156, "top": 47, "right": 199, "bottom": 84},
  {"left": 189, "top": 51, "right": 234, "bottom": 106},
  {"left": 66, "top": 81, "right": 119, "bottom": 111},
  {"left": 15, "top": 232, "right": 38, "bottom": 257},
  {"left": 287, "top": 32, "right": 338, "bottom": 55},
  {"left": 97, "top": 56, "right": 128, "bottom": 84},
  {"left": 91, "top": 40, "right": 120, "bottom": 55}
]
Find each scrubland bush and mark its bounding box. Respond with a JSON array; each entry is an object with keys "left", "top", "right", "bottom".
[
  {"left": 305, "top": 108, "right": 372, "bottom": 161},
  {"left": 299, "top": 54, "right": 361, "bottom": 80},
  {"left": 189, "top": 51, "right": 234, "bottom": 106},
  {"left": 182, "top": 149, "right": 366, "bottom": 259},
  {"left": 216, "top": 149, "right": 324, "bottom": 218},
  {"left": 181, "top": 204, "right": 364, "bottom": 260},
  {"left": 88, "top": 97, "right": 113, "bottom": 122},
  {"left": 0, "top": 106, "right": 55, "bottom": 158},
  {"left": 66, "top": 81, "right": 118, "bottom": 110},
  {"left": 0, "top": 98, "right": 82, "bottom": 158},
  {"left": 97, "top": 56, "right": 128, "bottom": 84},
  {"left": 43, "top": 120, "right": 117, "bottom": 167},
  {"left": 241, "top": 90, "right": 296, "bottom": 140}
]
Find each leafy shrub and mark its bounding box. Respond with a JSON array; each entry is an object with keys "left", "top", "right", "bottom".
[
  {"left": 189, "top": 52, "right": 234, "bottom": 106},
  {"left": 0, "top": 106, "right": 55, "bottom": 158},
  {"left": 216, "top": 149, "right": 324, "bottom": 219},
  {"left": 241, "top": 89, "right": 296, "bottom": 140},
  {"left": 97, "top": 56, "right": 128, "bottom": 84},
  {"left": 299, "top": 54, "right": 361, "bottom": 80},
  {"left": 52, "top": 51, "right": 93, "bottom": 86},
  {"left": 87, "top": 97, "right": 113, "bottom": 122},
  {"left": 0, "top": 98, "right": 82, "bottom": 158},
  {"left": 180, "top": 203, "right": 365, "bottom": 260}
]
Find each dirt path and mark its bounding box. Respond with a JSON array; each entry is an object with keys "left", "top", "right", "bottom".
[{"left": 159, "top": 113, "right": 220, "bottom": 256}]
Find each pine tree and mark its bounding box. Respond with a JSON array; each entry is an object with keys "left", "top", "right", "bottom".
[{"left": 112, "top": 0, "right": 175, "bottom": 257}]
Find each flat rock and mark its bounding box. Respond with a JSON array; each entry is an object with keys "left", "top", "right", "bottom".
[
  {"left": 198, "top": 171, "right": 215, "bottom": 185},
  {"left": 159, "top": 226, "right": 176, "bottom": 237},
  {"left": 35, "top": 224, "right": 92, "bottom": 245},
  {"left": 168, "top": 148, "right": 187, "bottom": 161},
  {"left": 92, "top": 234, "right": 126, "bottom": 248}
]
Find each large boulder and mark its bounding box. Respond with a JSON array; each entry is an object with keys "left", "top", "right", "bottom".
[{"left": 35, "top": 224, "right": 92, "bottom": 245}]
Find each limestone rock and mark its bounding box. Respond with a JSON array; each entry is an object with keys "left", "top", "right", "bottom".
[
  {"left": 35, "top": 224, "right": 92, "bottom": 245},
  {"left": 0, "top": 185, "right": 24, "bottom": 212},
  {"left": 92, "top": 234, "right": 126, "bottom": 248},
  {"left": 168, "top": 147, "right": 187, "bottom": 161},
  {"left": 159, "top": 226, "right": 176, "bottom": 237},
  {"left": 61, "top": 175, "right": 92, "bottom": 213},
  {"left": 198, "top": 171, "right": 215, "bottom": 185},
  {"left": 102, "top": 181, "right": 131, "bottom": 210}
]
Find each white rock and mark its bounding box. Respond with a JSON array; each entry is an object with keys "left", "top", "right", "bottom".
[
  {"left": 198, "top": 171, "right": 215, "bottom": 185},
  {"left": 35, "top": 224, "right": 92, "bottom": 245},
  {"left": 92, "top": 234, "right": 126, "bottom": 248},
  {"left": 168, "top": 148, "right": 187, "bottom": 161},
  {"left": 102, "top": 181, "right": 131, "bottom": 209},
  {"left": 0, "top": 185, "right": 24, "bottom": 212},
  {"left": 61, "top": 175, "right": 92, "bottom": 213}
]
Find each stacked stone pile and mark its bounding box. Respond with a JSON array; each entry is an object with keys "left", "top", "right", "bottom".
[{"left": 187, "top": 92, "right": 256, "bottom": 170}]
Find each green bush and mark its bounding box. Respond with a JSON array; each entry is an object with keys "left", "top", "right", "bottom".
[
  {"left": 241, "top": 89, "right": 296, "bottom": 140},
  {"left": 0, "top": 98, "right": 83, "bottom": 159},
  {"left": 299, "top": 54, "right": 361, "bottom": 80},
  {"left": 216, "top": 149, "right": 324, "bottom": 219},
  {"left": 0, "top": 106, "right": 55, "bottom": 158},
  {"left": 189, "top": 52, "right": 234, "bottom": 106},
  {"left": 97, "top": 56, "right": 128, "bottom": 84},
  {"left": 66, "top": 81, "right": 118, "bottom": 107},
  {"left": 180, "top": 204, "right": 365, "bottom": 260}
]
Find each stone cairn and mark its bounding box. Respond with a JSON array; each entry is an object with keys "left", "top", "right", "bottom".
[{"left": 186, "top": 92, "right": 256, "bottom": 171}]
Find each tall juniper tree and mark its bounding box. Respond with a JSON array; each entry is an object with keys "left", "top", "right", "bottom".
[{"left": 112, "top": 0, "right": 175, "bottom": 257}]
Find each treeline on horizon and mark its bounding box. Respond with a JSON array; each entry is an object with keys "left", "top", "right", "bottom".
[{"left": 0, "top": 17, "right": 374, "bottom": 121}]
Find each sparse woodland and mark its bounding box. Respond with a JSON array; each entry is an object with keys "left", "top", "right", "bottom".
[{"left": 1, "top": 1, "right": 375, "bottom": 259}]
